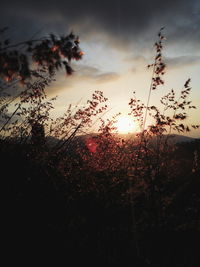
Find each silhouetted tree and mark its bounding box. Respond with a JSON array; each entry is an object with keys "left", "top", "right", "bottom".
[{"left": 0, "top": 28, "right": 83, "bottom": 83}]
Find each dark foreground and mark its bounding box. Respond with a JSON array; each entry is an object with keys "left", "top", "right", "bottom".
[{"left": 2, "top": 139, "right": 200, "bottom": 266}]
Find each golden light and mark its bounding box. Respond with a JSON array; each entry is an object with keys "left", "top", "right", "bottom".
[{"left": 116, "top": 115, "right": 136, "bottom": 134}]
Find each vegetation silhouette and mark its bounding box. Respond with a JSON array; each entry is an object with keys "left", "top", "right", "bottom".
[{"left": 1, "top": 27, "right": 200, "bottom": 266}]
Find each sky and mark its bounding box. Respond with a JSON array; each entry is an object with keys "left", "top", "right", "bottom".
[{"left": 1, "top": 0, "right": 200, "bottom": 137}]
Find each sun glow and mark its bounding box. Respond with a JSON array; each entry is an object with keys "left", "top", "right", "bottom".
[{"left": 116, "top": 115, "right": 136, "bottom": 134}]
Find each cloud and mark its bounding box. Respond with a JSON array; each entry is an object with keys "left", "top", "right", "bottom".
[
  {"left": 45, "top": 64, "right": 120, "bottom": 96},
  {"left": 165, "top": 55, "right": 200, "bottom": 69},
  {"left": 74, "top": 65, "right": 100, "bottom": 78},
  {"left": 123, "top": 55, "right": 150, "bottom": 73},
  {"left": 1, "top": 0, "right": 199, "bottom": 51},
  {"left": 126, "top": 54, "right": 200, "bottom": 73},
  {"left": 95, "top": 72, "right": 120, "bottom": 83},
  {"left": 1, "top": 0, "right": 200, "bottom": 97},
  {"left": 71, "top": 64, "right": 120, "bottom": 83}
]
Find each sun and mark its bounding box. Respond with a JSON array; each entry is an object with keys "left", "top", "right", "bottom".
[{"left": 116, "top": 115, "right": 136, "bottom": 134}]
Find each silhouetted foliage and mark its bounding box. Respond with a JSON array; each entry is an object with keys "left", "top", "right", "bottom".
[
  {"left": 0, "top": 29, "right": 83, "bottom": 82},
  {"left": 1, "top": 28, "right": 200, "bottom": 266}
]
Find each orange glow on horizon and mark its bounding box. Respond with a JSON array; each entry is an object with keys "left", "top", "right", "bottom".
[{"left": 116, "top": 115, "right": 137, "bottom": 134}]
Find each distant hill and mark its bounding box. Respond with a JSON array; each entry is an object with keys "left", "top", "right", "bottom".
[
  {"left": 46, "top": 133, "right": 199, "bottom": 148},
  {"left": 165, "top": 134, "right": 198, "bottom": 144}
]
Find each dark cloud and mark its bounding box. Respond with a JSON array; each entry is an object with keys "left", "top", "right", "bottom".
[
  {"left": 73, "top": 64, "right": 120, "bottom": 83},
  {"left": 74, "top": 65, "right": 100, "bottom": 78},
  {"left": 126, "top": 54, "right": 200, "bottom": 73},
  {"left": 1, "top": 0, "right": 200, "bottom": 50},
  {"left": 46, "top": 64, "right": 120, "bottom": 96},
  {"left": 165, "top": 55, "right": 200, "bottom": 69}
]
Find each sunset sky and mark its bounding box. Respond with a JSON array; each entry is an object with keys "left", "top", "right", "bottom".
[{"left": 1, "top": 0, "right": 200, "bottom": 136}]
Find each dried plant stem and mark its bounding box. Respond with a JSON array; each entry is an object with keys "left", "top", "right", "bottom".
[
  {"left": 143, "top": 59, "right": 156, "bottom": 132},
  {"left": 0, "top": 104, "right": 20, "bottom": 133}
]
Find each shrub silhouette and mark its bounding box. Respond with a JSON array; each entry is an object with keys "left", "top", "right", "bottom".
[{"left": 1, "top": 27, "right": 200, "bottom": 266}]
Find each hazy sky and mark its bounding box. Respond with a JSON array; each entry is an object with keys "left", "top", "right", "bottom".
[{"left": 1, "top": 0, "right": 200, "bottom": 136}]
